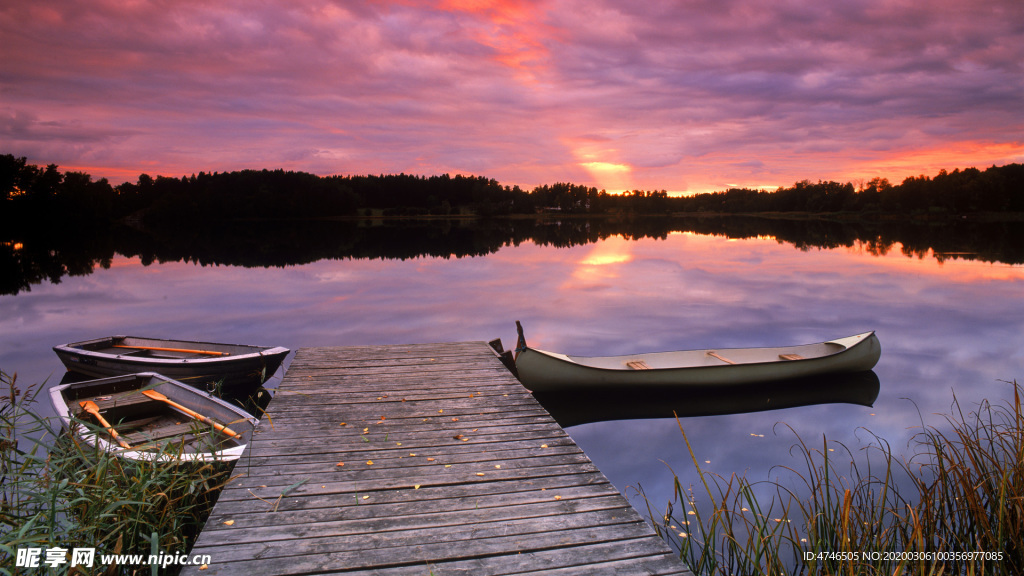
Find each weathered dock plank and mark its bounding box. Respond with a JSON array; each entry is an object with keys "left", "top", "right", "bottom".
[{"left": 183, "top": 342, "right": 689, "bottom": 576}]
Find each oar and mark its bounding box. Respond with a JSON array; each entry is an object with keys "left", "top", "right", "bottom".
[
  {"left": 141, "top": 390, "right": 242, "bottom": 439},
  {"left": 112, "top": 344, "right": 229, "bottom": 356},
  {"left": 79, "top": 401, "right": 133, "bottom": 449}
]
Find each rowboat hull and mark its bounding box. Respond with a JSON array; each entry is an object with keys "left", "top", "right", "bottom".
[
  {"left": 512, "top": 331, "right": 881, "bottom": 392},
  {"left": 54, "top": 336, "right": 289, "bottom": 394},
  {"left": 49, "top": 372, "right": 259, "bottom": 462}
]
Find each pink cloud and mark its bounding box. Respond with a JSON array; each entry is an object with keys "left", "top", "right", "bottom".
[{"left": 1, "top": 0, "right": 1021, "bottom": 192}]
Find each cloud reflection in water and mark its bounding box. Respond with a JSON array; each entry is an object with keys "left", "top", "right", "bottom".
[{"left": 1, "top": 230, "right": 1022, "bottom": 523}]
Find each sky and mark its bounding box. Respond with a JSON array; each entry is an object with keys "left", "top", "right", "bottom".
[{"left": 2, "top": 0, "right": 1023, "bottom": 194}]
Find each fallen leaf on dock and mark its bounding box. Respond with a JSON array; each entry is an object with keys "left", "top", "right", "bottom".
[
  {"left": 554, "top": 495, "right": 562, "bottom": 500},
  {"left": 336, "top": 462, "right": 345, "bottom": 467},
  {"left": 223, "top": 520, "right": 235, "bottom": 526},
  {"left": 476, "top": 473, "right": 485, "bottom": 476},
  {"left": 414, "top": 485, "right": 420, "bottom": 489},
  {"left": 451, "top": 417, "right": 459, "bottom": 422},
  {"left": 339, "top": 422, "right": 347, "bottom": 426},
  {"left": 366, "top": 460, "right": 374, "bottom": 465},
  {"left": 453, "top": 434, "right": 463, "bottom": 440},
  {"left": 426, "top": 457, "right": 435, "bottom": 461},
  {"left": 540, "top": 444, "right": 548, "bottom": 448}
]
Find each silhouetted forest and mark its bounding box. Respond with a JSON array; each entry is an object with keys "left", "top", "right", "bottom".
[
  {"left": 3, "top": 154, "right": 1023, "bottom": 232},
  {"left": 4, "top": 153, "right": 1024, "bottom": 295}
]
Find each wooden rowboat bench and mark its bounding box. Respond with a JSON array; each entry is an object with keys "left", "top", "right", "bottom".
[
  {"left": 121, "top": 422, "right": 213, "bottom": 445},
  {"left": 779, "top": 353, "right": 804, "bottom": 361},
  {"left": 71, "top": 391, "right": 156, "bottom": 416}
]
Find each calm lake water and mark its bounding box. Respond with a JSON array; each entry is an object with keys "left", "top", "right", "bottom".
[{"left": 3, "top": 218, "right": 1023, "bottom": 526}]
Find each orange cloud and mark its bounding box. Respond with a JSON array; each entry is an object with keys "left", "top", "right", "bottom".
[
  {"left": 580, "top": 161, "right": 632, "bottom": 192},
  {"left": 851, "top": 141, "right": 1024, "bottom": 185},
  {"left": 437, "top": 0, "right": 553, "bottom": 78}
]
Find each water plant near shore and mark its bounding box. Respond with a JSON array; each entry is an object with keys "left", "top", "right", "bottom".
[
  {"left": 1, "top": 369, "right": 235, "bottom": 575},
  {"left": 644, "top": 380, "right": 1023, "bottom": 576}
]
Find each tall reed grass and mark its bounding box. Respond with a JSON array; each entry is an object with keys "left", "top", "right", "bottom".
[
  {"left": 644, "top": 380, "right": 1022, "bottom": 576},
  {"left": 1, "top": 370, "right": 235, "bottom": 575}
]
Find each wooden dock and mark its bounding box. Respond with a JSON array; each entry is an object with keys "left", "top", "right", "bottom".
[{"left": 182, "top": 342, "right": 690, "bottom": 575}]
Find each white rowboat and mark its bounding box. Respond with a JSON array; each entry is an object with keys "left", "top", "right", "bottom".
[
  {"left": 510, "top": 322, "right": 881, "bottom": 392},
  {"left": 49, "top": 372, "right": 258, "bottom": 462}
]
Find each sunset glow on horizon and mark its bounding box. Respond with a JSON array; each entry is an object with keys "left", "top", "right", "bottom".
[{"left": 2, "top": 0, "right": 1022, "bottom": 193}]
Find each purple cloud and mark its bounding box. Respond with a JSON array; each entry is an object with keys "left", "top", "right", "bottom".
[{"left": 1, "top": 0, "right": 1021, "bottom": 192}]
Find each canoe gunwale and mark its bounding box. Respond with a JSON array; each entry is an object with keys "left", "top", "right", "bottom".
[{"left": 539, "top": 331, "right": 875, "bottom": 371}]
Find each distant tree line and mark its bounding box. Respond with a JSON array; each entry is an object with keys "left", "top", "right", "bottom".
[
  {"left": 684, "top": 168, "right": 1024, "bottom": 214},
  {"left": 3, "top": 154, "right": 1023, "bottom": 232}
]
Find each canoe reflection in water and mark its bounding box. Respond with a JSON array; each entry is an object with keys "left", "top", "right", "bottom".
[{"left": 528, "top": 370, "right": 880, "bottom": 428}]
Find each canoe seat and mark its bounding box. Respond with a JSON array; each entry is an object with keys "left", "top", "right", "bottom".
[
  {"left": 626, "top": 360, "right": 651, "bottom": 370},
  {"left": 706, "top": 351, "right": 736, "bottom": 365},
  {"left": 778, "top": 354, "right": 804, "bottom": 361}
]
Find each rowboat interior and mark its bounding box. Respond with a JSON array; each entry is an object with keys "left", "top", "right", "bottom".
[
  {"left": 70, "top": 336, "right": 256, "bottom": 360},
  {"left": 61, "top": 381, "right": 249, "bottom": 455}
]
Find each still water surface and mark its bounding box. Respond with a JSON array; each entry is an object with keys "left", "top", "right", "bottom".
[{"left": 3, "top": 224, "right": 1023, "bottom": 523}]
